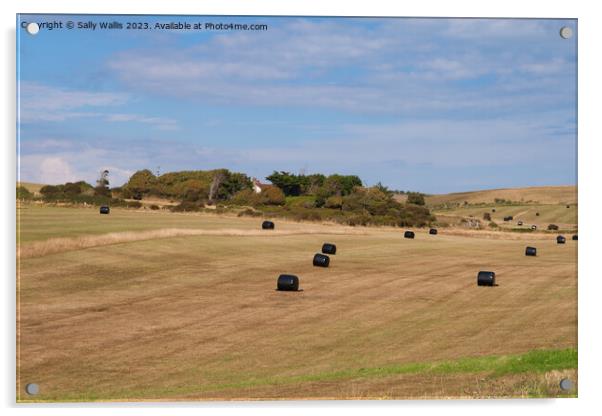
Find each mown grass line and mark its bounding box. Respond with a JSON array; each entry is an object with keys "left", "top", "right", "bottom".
[
  {"left": 205, "top": 347, "right": 577, "bottom": 392},
  {"left": 24, "top": 347, "right": 576, "bottom": 402}
]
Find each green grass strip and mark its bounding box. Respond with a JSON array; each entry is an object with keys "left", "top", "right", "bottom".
[
  {"left": 208, "top": 347, "right": 577, "bottom": 391},
  {"left": 24, "top": 347, "right": 576, "bottom": 402}
]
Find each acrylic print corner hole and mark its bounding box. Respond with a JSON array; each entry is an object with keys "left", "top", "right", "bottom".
[{"left": 16, "top": 14, "right": 577, "bottom": 402}]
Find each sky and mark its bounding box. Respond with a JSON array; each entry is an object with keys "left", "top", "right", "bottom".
[{"left": 17, "top": 15, "right": 577, "bottom": 193}]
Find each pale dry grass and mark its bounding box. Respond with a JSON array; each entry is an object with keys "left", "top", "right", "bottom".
[
  {"left": 17, "top": 181, "right": 45, "bottom": 196},
  {"left": 426, "top": 185, "right": 577, "bottom": 206},
  {"left": 18, "top": 226, "right": 368, "bottom": 259},
  {"left": 439, "top": 228, "right": 566, "bottom": 240}
]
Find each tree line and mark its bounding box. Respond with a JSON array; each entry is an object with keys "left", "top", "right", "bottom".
[{"left": 19, "top": 168, "right": 433, "bottom": 227}]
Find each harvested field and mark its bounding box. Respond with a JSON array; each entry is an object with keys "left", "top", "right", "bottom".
[{"left": 17, "top": 205, "right": 577, "bottom": 401}]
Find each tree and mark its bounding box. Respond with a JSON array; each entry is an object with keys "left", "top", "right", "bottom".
[
  {"left": 95, "top": 170, "right": 111, "bottom": 197},
  {"left": 406, "top": 192, "right": 426, "bottom": 206},
  {"left": 303, "top": 174, "right": 326, "bottom": 194},
  {"left": 266, "top": 171, "right": 304, "bottom": 196},
  {"left": 126, "top": 169, "right": 157, "bottom": 196},
  {"left": 39, "top": 185, "right": 61, "bottom": 196},
  {"left": 342, "top": 187, "right": 392, "bottom": 216},
  {"left": 260, "top": 186, "right": 285, "bottom": 205},
  {"left": 374, "top": 182, "right": 393, "bottom": 197},
  {"left": 208, "top": 170, "right": 226, "bottom": 202},
  {"left": 16, "top": 186, "right": 33, "bottom": 200},
  {"left": 217, "top": 171, "right": 252, "bottom": 200},
  {"left": 63, "top": 182, "right": 83, "bottom": 196},
  {"left": 231, "top": 186, "right": 285, "bottom": 206}
]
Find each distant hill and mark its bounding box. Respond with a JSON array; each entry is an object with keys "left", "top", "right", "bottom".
[
  {"left": 17, "top": 182, "right": 46, "bottom": 196},
  {"left": 423, "top": 185, "right": 577, "bottom": 206}
]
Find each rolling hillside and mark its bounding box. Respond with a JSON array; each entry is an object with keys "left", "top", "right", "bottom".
[
  {"left": 424, "top": 186, "right": 577, "bottom": 206},
  {"left": 17, "top": 182, "right": 46, "bottom": 196}
]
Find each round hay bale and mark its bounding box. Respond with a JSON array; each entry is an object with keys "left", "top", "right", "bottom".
[
  {"left": 429, "top": 228, "right": 438, "bottom": 235},
  {"left": 262, "top": 220, "right": 275, "bottom": 230},
  {"left": 99, "top": 205, "right": 110, "bottom": 214},
  {"left": 525, "top": 246, "right": 537, "bottom": 256},
  {"left": 477, "top": 271, "right": 496, "bottom": 286},
  {"left": 492, "top": 208, "right": 496, "bottom": 212},
  {"left": 536, "top": 212, "right": 540, "bottom": 216},
  {"left": 531, "top": 225, "right": 537, "bottom": 230},
  {"left": 404, "top": 230, "right": 415, "bottom": 239},
  {"left": 572, "top": 234, "right": 578, "bottom": 241},
  {"left": 322, "top": 243, "right": 337, "bottom": 255},
  {"left": 517, "top": 220, "right": 523, "bottom": 226},
  {"left": 313, "top": 253, "right": 330, "bottom": 267},
  {"left": 277, "top": 274, "right": 299, "bottom": 291},
  {"left": 566, "top": 205, "right": 570, "bottom": 208},
  {"left": 557, "top": 235, "right": 566, "bottom": 244}
]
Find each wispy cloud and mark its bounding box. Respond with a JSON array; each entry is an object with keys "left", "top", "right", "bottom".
[
  {"left": 19, "top": 82, "right": 178, "bottom": 130},
  {"left": 19, "top": 82, "right": 127, "bottom": 122},
  {"left": 105, "top": 113, "right": 178, "bottom": 130}
]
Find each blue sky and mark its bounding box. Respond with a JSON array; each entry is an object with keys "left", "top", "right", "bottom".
[{"left": 17, "top": 15, "right": 577, "bottom": 193}]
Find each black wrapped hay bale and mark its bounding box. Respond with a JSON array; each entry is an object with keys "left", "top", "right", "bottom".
[
  {"left": 322, "top": 243, "right": 337, "bottom": 255},
  {"left": 525, "top": 246, "right": 537, "bottom": 256},
  {"left": 535, "top": 212, "right": 540, "bottom": 216},
  {"left": 572, "top": 235, "right": 578, "bottom": 241},
  {"left": 313, "top": 253, "right": 330, "bottom": 267},
  {"left": 492, "top": 208, "right": 496, "bottom": 212},
  {"left": 477, "top": 271, "right": 496, "bottom": 286},
  {"left": 262, "top": 220, "right": 275, "bottom": 230},
  {"left": 557, "top": 235, "right": 566, "bottom": 244},
  {"left": 429, "top": 228, "right": 438, "bottom": 235},
  {"left": 503, "top": 216, "right": 513, "bottom": 221},
  {"left": 531, "top": 225, "right": 537, "bottom": 230},
  {"left": 277, "top": 274, "right": 299, "bottom": 291},
  {"left": 404, "top": 231, "right": 415, "bottom": 239},
  {"left": 99, "top": 205, "right": 110, "bottom": 214}
]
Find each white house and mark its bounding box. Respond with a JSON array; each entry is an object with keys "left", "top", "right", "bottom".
[{"left": 252, "top": 178, "right": 267, "bottom": 194}]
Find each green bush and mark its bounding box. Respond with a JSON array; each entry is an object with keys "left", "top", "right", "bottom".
[
  {"left": 324, "top": 196, "right": 343, "bottom": 209},
  {"left": 292, "top": 210, "right": 323, "bottom": 222},
  {"left": 231, "top": 186, "right": 285, "bottom": 206},
  {"left": 123, "top": 168, "right": 251, "bottom": 201},
  {"left": 547, "top": 224, "right": 559, "bottom": 231},
  {"left": 16, "top": 186, "right": 33, "bottom": 200},
  {"left": 406, "top": 192, "right": 426, "bottom": 206},
  {"left": 483, "top": 212, "right": 492, "bottom": 221},
  {"left": 149, "top": 204, "right": 160, "bottom": 210},
  {"left": 261, "top": 186, "right": 286, "bottom": 205},
  {"left": 170, "top": 201, "right": 202, "bottom": 212},
  {"left": 237, "top": 208, "right": 263, "bottom": 217}
]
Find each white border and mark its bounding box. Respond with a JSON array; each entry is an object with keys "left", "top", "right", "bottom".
[{"left": 2, "top": 1, "right": 601, "bottom": 415}]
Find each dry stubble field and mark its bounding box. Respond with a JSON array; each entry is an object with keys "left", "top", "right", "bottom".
[{"left": 17, "top": 205, "right": 577, "bottom": 401}]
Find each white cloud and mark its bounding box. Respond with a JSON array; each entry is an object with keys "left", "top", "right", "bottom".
[
  {"left": 105, "top": 113, "right": 179, "bottom": 130},
  {"left": 444, "top": 19, "right": 548, "bottom": 39},
  {"left": 19, "top": 156, "right": 78, "bottom": 184},
  {"left": 19, "top": 82, "right": 127, "bottom": 122},
  {"left": 19, "top": 82, "right": 178, "bottom": 130}
]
